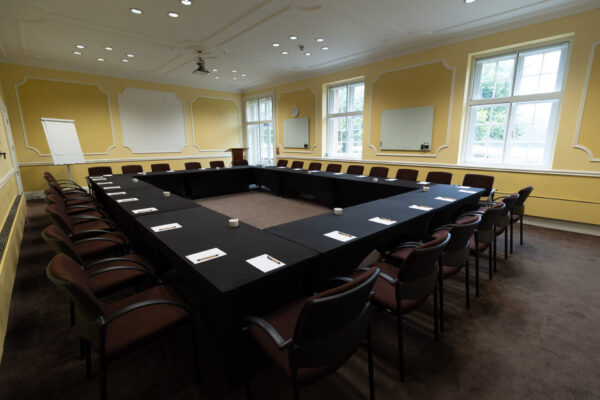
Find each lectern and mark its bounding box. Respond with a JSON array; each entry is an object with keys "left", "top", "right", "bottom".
[{"left": 226, "top": 147, "right": 248, "bottom": 164}]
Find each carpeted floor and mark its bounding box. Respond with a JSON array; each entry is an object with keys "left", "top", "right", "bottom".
[{"left": 1, "top": 197, "right": 600, "bottom": 400}]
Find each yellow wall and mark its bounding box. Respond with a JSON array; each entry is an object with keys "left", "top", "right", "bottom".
[
  {"left": 245, "top": 9, "right": 600, "bottom": 225},
  {"left": 0, "top": 63, "right": 243, "bottom": 191}
]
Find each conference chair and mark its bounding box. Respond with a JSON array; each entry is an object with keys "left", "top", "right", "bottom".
[
  {"left": 347, "top": 165, "right": 364, "bottom": 175},
  {"left": 45, "top": 184, "right": 100, "bottom": 208},
  {"left": 46, "top": 254, "right": 197, "bottom": 400},
  {"left": 88, "top": 166, "right": 113, "bottom": 177},
  {"left": 121, "top": 165, "right": 143, "bottom": 174},
  {"left": 46, "top": 193, "right": 106, "bottom": 219},
  {"left": 291, "top": 161, "right": 304, "bottom": 169},
  {"left": 430, "top": 214, "right": 481, "bottom": 330},
  {"left": 462, "top": 174, "right": 496, "bottom": 202},
  {"left": 395, "top": 168, "right": 418, "bottom": 181},
  {"left": 369, "top": 166, "right": 389, "bottom": 178},
  {"left": 233, "top": 159, "right": 249, "bottom": 166},
  {"left": 44, "top": 172, "right": 85, "bottom": 191},
  {"left": 277, "top": 160, "right": 288, "bottom": 167},
  {"left": 426, "top": 171, "right": 452, "bottom": 184},
  {"left": 210, "top": 160, "right": 225, "bottom": 168},
  {"left": 308, "top": 162, "right": 322, "bottom": 171},
  {"left": 184, "top": 162, "right": 201, "bottom": 170},
  {"left": 510, "top": 186, "right": 534, "bottom": 251},
  {"left": 245, "top": 267, "right": 379, "bottom": 400},
  {"left": 150, "top": 163, "right": 170, "bottom": 172},
  {"left": 492, "top": 193, "right": 520, "bottom": 260},
  {"left": 325, "top": 163, "right": 342, "bottom": 173},
  {"left": 361, "top": 233, "right": 450, "bottom": 380}
]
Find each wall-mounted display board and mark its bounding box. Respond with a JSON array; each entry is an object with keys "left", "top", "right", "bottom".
[
  {"left": 283, "top": 117, "right": 309, "bottom": 148},
  {"left": 380, "top": 106, "right": 434, "bottom": 151}
]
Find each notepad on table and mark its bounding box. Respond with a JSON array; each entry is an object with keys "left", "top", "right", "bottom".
[
  {"left": 385, "top": 178, "right": 397, "bottom": 181},
  {"left": 107, "top": 191, "right": 126, "bottom": 196},
  {"left": 435, "top": 196, "right": 456, "bottom": 202},
  {"left": 457, "top": 185, "right": 471, "bottom": 189},
  {"left": 369, "top": 217, "right": 397, "bottom": 225},
  {"left": 132, "top": 207, "right": 158, "bottom": 214},
  {"left": 333, "top": 172, "right": 344, "bottom": 175},
  {"left": 409, "top": 204, "right": 433, "bottom": 211},
  {"left": 186, "top": 248, "right": 226, "bottom": 264},
  {"left": 96, "top": 182, "right": 113, "bottom": 185},
  {"left": 417, "top": 181, "right": 430, "bottom": 185},
  {"left": 277, "top": 166, "right": 286, "bottom": 168},
  {"left": 459, "top": 189, "right": 477, "bottom": 194},
  {"left": 102, "top": 174, "right": 113, "bottom": 177},
  {"left": 167, "top": 170, "right": 175, "bottom": 172},
  {"left": 104, "top": 186, "right": 121, "bottom": 189},
  {"left": 151, "top": 222, "right": 182, "bottom": 232},
  {"left": 324, "top": 230, "right": 356, "bottom": 242},
  {"left": 116, "top": 197, "right": 138, "bottom": 203},
  {"left": 90, "top": 177, "right": 106, "bottom": 181},
  {"left": 247, "top": 254, "right": 286, "bottom": 273},
  {"left": 356, "top": 175, "right": 367, "bottom": 178},
  {"left": 293, "top": 168, "right": 302, "bottom": 170}
]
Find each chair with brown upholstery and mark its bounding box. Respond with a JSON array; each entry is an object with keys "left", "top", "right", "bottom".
[
  {"left": 150, "top": 163, "right": 170, "bottom": 172},
  {"left": 46, "top": 254, "right": 197, "bottom": 400},
  {"left": 184, "top": 162, "right": 201, "bottom": 170},
  {"left": 121, "top": 165, "right": 143, "bottom": 174},
  {"left": 346, "top": 165, "right": 364, "bottom": 175},
  {"left": 426, "top": 171, "right": 452, "bottom": 184},
  {"left": 45, "top": 184, "right": 100, "bottom": 209},
  {"left": 325, "top": 164, "right": 342, "bottom": 173},
  {"left": 493, "top": 193, "right": 520, "bottom": 260},
  {"left": 395, "top": 168, "right": 418, "bottom": 181},
  {"left": 369, "top": 166, "right": 389, "bottom": 178},
  {"left": 463, "top": 174, "right": 496, "bottom": 202},
  {"left": 210, "top": 160, "right": 225, "bottom": 168},
  {"left": 510, "top": 186, "right": 534, "bottom": 251},
  {"left": 44, "top": 172, "right": 85, "bottom": 191},
  {"left": 308, "top": 162, "right": 321, "bottom": 171},
  {"left": 46, "top": 192, "right": 107, "bottom": 219},
  {"left": 291, "top": 161, "right": 304, "bottom": 169},
  {"left": 88, "top": 166, "right": 113, "bottom": 177},
  {"left": 277, "top": 160, "right": 288, "bottom": 167},
  {"left": 233, "top": 159, "right": 249, "bottom": 166},
  {"left": 45, "top": 204, "right": 118, "bottom": 240},
  {"left": 245, "top": 267, "right": 379, "bottom": 400},
  {"left": 363, "top": 233, "right": 450, "bottom": 380}
]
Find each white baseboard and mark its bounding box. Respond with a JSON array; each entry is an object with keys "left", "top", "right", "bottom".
[{"left": 523, "top": 216, "right": 600, "bottom": 237}]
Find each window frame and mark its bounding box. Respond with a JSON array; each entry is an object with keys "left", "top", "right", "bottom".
[
  {"left": 325, "top": 80, "right": 365, "bottom": 159},
  {"left": 462, "top": 42, "right": 569, "bottom": 169},
  {"left": 244, "top": 94, "right": 275, "bottom": 165}
]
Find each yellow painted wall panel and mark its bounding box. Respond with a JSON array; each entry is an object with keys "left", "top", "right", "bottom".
[
  {"left": 191, "top": 97, "right": 241, "bottom": 150},
  {"left": 577, "top": 42, "right": 600, "bottom": 158},
  {"left": 277, "top": 89, "right": 317, "bottom": 151}
]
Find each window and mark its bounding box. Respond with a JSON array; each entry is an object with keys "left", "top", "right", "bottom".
[
  {"left": 464, "top": 43, "right": 568, "bottom": 167},
  {"left": 326, "top": 82, "right": 364, "bottom": 158},
  {"left": 246, "top": 97, "right": 274, "bottom": 165}
]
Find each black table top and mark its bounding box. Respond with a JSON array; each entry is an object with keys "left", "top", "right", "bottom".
[{"left": 102, "top": 186, "right": 199, "bottom": 217}]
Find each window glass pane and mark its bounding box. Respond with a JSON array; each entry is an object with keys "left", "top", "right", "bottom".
[
  {"left": 246, "top": 100, "right": 259, "bottom": 122},
  {"left": 505, "top": 101, "right": 556, "bottom": 164},
  {"left": 348, "top": 116, "right": 363, "bottom": 156},
  {"left": 472, "top": 54, "right": 515, "bottom": 100},
  {"left": 348, "top": 82, "right": 364, "bottom": 112},
  {"left": 328, "top": 117, "right": 348, "bottom": 155},
  {"left": 467, "top": 104, "right": 508, "bottom": 163},
  {"left": 259, "top": 123, "right": 273, "bottom": 164},
  {"left": 515, "top": 46, "right": 566, "bottom": 95},
  {"left": 259, "top": 98, "right": 272, "bottom": 121},
  {"left": 246, "top": 124, "right": 259, "bottom": 163},
  {"left": 328, "top": 85, "right": 347, "bottom": 114}
]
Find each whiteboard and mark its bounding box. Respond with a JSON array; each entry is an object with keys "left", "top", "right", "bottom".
[
  {"left": 380, "top": 106, "right": 434, "bottom": 151},
  {"left": 41, "top": 118, "right": 85, "bottom": 165},
  {"left": 283, "top": 117, "right": 309, "bottom": 148}
]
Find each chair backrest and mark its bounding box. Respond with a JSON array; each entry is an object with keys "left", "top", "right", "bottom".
[
  {"left": 325, "top": 164, "right": 342, "bottom": 173},
  {"left": 290, "top": 161, "right": 304, "bottom": 169},
  {"left": 46, "top": 204, "right": 74, "bottom": 234},
  {"left": 210, "top": 161, "right": 225, "bottom": 168},
  {"left": 42, "top": 225, "right": 85, "bottom": 264},
  {"left": 434, "top": 215, "right": 481, "bottom": 266},
  {"left": 395, "top": 168, "right": 418, "bottom": 181},
  {"left": 88, "top": 166, "right": 112, "bottom": 177},
  {"left": 277, "top": 160, "right": 288, "bottom": 167},
  {"left": 463, "top": 174, "right": 494, "bottom": 197},
  {"left": 151, "top": 163, "right": 170, "bottom": 172},
  {"left": 290, "top": 267, "right": 379, "bottom": 369},
  {"left": 184, "top": 162, "right": 201, "bottom": 170},
  {"left": 477, "top": 202, "right": 506, "bottom": 243},
  {"left": 121, "top": 165, "right": 143, "bottom": 174},
  {"left": 308, "top": 162, "right": 322, "bottom": 171},
  {"left": 369, "top": 166, "right": 388, "bottom": 178},
  {"left": 233, "top": 159, "right": 248, "bottom": 166},
  {"left": 347, "top": 165, "right": 364, "bottom": 175},
  {"left": 426, "top": 171, "right": 452, "bottom": 184},
  {"left": 44, "top": 171, "right": 57, "bottom": 183},
  {"left": 513, "top": 186, "right": 534, "bottom": 215},
  {"left": 396, "top": 233, "right": 451, "bottom": 300},
  {"left": 496, "top": 193, "right": 520, "bottom": 227}
]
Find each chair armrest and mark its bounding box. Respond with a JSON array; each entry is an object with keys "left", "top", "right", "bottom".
[
  {"left": 379, "top": 272, "right": 397, "bottom": 285},
  {"left": 318, "top": 276, "right": 353, "bottom": 291},
  {"left": 432, "top": 224, "right": 455, "bottom": 231},
  {"left": 244, "top": 316, "right": 293, "bottom": 350},
  {"left": 70, "top": 215, "right": 116, "bottom": 230},
  {"left": 390, "top": 241, "right": 421, "bottom": 253},
  {"left": 104, "top": 298, "right": 192, "bottom": 324},
  {"left": 87, "top": 266, "right": 160, "bottom": 284},
  {"left": 72, "top": 230, "right": 127, "bottom": 243},
  {"left": 489, "top": 188, "right": 497, "bottom": 201}
]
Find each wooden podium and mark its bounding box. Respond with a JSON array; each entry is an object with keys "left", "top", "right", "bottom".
[{"left": 226, "top": 147, "right": 248, "bottom": 164}]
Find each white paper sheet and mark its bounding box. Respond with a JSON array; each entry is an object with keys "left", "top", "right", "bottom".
[
  {"left": 186, "top": 248, "right": 226, "bottom": 264},
  {"left": 132, "top": 207, "right": 158, "bottom": 214},
  {"left": 167, "top": 170, "right": 175, "bottom": 172},
  {"left": 417, "top": 181, "right": 430, "bottom": 185},
  {"left": 369, "top": 217, "right": 397, "bottom": 225},
  {"left": 277, "top": 166, "right": 286, "bottom": 168},
  {"left": 356, "top": 175, "right": 367, "bottom": 178},
  {"left": 151, "top": 222, "right": 182, "bottom": 232},
  {"left": 293, "top": 168, "right": 302, "bottom": 170},
  {"left": 90, "top": 177, "right": 106, "bottom": 181},
  {"left": 116, "top": 197, "right": 139, "bottom": 203},
  {"left": 459, "top": 189, "right": 477, "bottom": 194},
  {"left": 246, "top": 254, "right": 286, "bottom": 273},
  {"left": 96, "top": 182, "right": 113, "bottom": 185},
  {"left": 409, "top": 204, "right": 433, "bottom": 211},
  {"left": 435, "top": 196, "right": 456, "bottom": 202},
  {"left": 385, "top": 178, "right": 397, "bottom": 181},
  {"left": 104, "top": 186, "right": 121, "bottom": 189},
  {"left": 324, "top": 230, "right": 357, "bottom": 242},
  {"left": 333, "top": 172, "right": 344, "bottom": 175},
  {"left": 457, "top": 185, "right": 471, "bottom": 189},
  {"left": 103, "top": 174, "right": 113, "bottom": 177},
  {"left": 107, "top": 192, "right": 127, "bottom": 196}
]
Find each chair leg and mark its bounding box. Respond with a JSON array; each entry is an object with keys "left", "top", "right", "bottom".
[
  {"left": 367, "top": 325, "right": 375, "bottom": 400},
  {"left": 191, "top": 319, "right": 201, "bottom": 381},
  {"left": 494, "top": 229, "right": 498, "bottom": 272},
  {"left": 99, "top": 348, "right": 107, "bottom": 400},
  {"left": 520, "top": 216, "right": 523, "bottom": 245},
  {"left": 433, "top": 287, "right": 439, "bottom": 341},
  {"left": 438, "top": 262, "right": 444, "bottom": 332},
  {"left": 510, "top": 218, "right": 514, "bottom": 254},
  {"left": 475, "top": 233, "right": 480, "bottom": 297},
  {"left": 80, "top": 338, "right": 85, "bottom": 360},
  {"left": 85, "top": 341, "right": 92, "bottom": 380},
  {"left": 465, "top": 260, "right": 470, "bottom": 309},
  {"left": 70, "top": 301, "right": 75, "bottom": 326},
  {"left": 396, "top": 307, "right": 405, "bottom": 381},
  {"left": 488, "top": 242, "right": 493, "bottom": 280},
  {"left": 292, "top": 378, "right": 300, "bottom": 400}
]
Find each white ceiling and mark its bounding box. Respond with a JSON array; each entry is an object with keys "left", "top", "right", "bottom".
[{"left": 0, "top": 0, "right": 598, "bottom": 93}]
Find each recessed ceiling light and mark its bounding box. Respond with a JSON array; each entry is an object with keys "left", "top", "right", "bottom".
[
  {"left": 272, "top": 43, "right": 280, "bottom": 47},
  {"left": 321, "top": 46, "right": 329, "bottom": 50},
  {"left": 289, "top": 35, "right": 298, "bottom": 40},
  {"left": 181, "top": 0, "right": 192, "bottom": 5},
  {"left": 121, "top": 59, "right": 129, "bottom": 63},
  {"left": 281, "top": 50, "right": 289, "bottom": 55},
  {"left": 315, "top": 38, "right": 324, "bottom": 43},
  {"left": 464, "top": 0, "right": 476, "bottom": 3},
  {"left": 241, "top": 74, "right": 246, "bottom": 77},
  {"left": 212, "top": 68, "right": 218, "bottom": 72},
  {"left": 104, "top": 46, "right": 113, "bottom": 51},
  {"left": 75, "top": 44, "right": 85, "bottom": 49},
  {"left": 97, "top": 58, "right": 105, "bottom": 62},
  {"left": 168, "top": 11, "right": 179, "bottom": 18},
  {"left": 233, "top": 77, "right": 237, "bottom": 80},
  {"left": 73, "top": 51, "right": 82, "bottom": 55},
  {"left": 130, "top": 8, "right": 143, "bottom": 15},
  {"left": 215, "top": 76, "right": 220, "bottom": 79},
  {"left": 232, "top": 70, "right": 237, "bottom": 73},
  {"left": 304, "top": 52, "right": 311, "bottom": 56},
  {"left": 126, "top": 53, "right": 135, "bottom": 58}
]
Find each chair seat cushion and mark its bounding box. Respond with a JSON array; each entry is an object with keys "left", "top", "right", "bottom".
[
  {"left": 370, "top": 262, "right": 429, "bottom": 314},
  {"left": 88, "top": 254, "right": 154, "bottom": 297},
  {"left": 511, "top": 214, "right": 522, "bottom": 223},
  {"left": 442, "top": 265, "right": 463, "bottom": 279},
  {"left": 72, "top": 219, "right": 113, "bottom": 234},
  {"left": 75, "top": 232, "right": 128, "bottom": 260},
  {"left": 495, "top": 226, "right": 506, "bottom": 235},
  {"left": 103, "top": 285, "right": 189, "bottom": 359},
  {"left": 67, "top": 208, "right": 105, "bottom": 218},
  {"left": 468, "top": 234, "right": 489, "bottom": 253},
  {"left": 64, "top": 197, "right": 97, "bottom": 207}
]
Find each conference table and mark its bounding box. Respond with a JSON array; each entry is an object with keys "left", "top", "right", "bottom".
[{"left": 88, "top": 166, "right": 484, "bottom": 386}]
